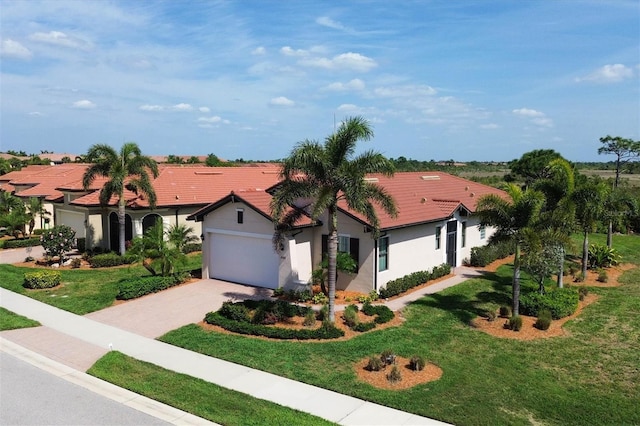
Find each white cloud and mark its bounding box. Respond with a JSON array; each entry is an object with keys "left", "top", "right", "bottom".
[
  {"left": 252, "top": 46, "right": 266, "bottom": 55},
  {"left": 269, "top": 96, "right": 295, "bottom": 107},
  {"left": 299, "top": 52, "right": 377, "bottom": 72},
  {"left": 480, "top": 123, "right": 499, "bottom": 129},
  {"left": 171, "top": 103, "right": 193, "bottom": 111},
  {"left": 1, "top": 39, "right": 32, "bottom": 59},
  {"left": 324, "top": 79, "right": 365, "bottom": 91},
  {"left": 198, "top": 116, "right": 229, "bottom": 124},
  {"left": 72, "top": 100, "right": 96, "bottom": 109},
  {"left": 199, "top": 106, "right": 210, "bottom": 113},
  {"left": 140, "top": 104, "right": 164, "bottom": 111},
  {"left": 374, "top": 85, "right": 437, "bottom": 98},
  {"left": 512, "top": 108, "right": 544, "bottom": 117},
  {"left": 29, "top": 31, "right": 91, "bottom": 50},
  {"left": 28, "top": 111, "right": 43, "bottom": 117},
  {"left": 576, "top": 64, "right": 634, "bottom": 83},
  {"left": 316, "top": 16, "right": 351, "bottom": 32},
  {"left": 513, "top": 108, "right": 553, "bottom": 128},
  {"left": 281, "top": 46, "right": 309, "bottom": 57},
  {"left": 337, "top": 104, "right": 358, "bottom": 111}
]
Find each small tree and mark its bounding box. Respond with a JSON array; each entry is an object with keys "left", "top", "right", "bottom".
[
  {"left": 129, "top": 222, "right": 186, "bottom": 276},
  {"left": 41, "top": 225, "right": 76, "bottom": 263}
]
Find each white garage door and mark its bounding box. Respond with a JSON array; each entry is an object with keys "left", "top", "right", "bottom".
[
  {"left": 57, "top": 210, "right": 85, "bottom": 238},
  {"left": 210, "top": 231, "right": 279, "bottom": 289}
]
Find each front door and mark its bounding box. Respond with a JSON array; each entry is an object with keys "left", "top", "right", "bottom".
[{"left": 446, "top": 220, "right": 457, "bottom": 267}]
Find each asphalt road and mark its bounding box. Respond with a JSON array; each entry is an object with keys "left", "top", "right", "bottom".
[{"left": 0, "top": 352, "right": 170, "bottom": 426}]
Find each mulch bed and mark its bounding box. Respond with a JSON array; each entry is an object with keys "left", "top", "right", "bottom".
[{"left": 354, "top": 356, "right": 443, "bottom": 390}]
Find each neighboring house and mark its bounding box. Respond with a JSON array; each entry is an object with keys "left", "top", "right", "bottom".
[
  {"left": 1, "top": 163, "right": 282, "bottom": 249},
  {"left": 188, "top": 172, "right": 507, "bottom": 293}
]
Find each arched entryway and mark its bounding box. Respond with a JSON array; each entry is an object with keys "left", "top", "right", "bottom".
[
  {"left": 142, "top": 213, "right": 162, "bottom": 234},
  {"left": 109, "top": 211, "right": 133, "bottom": 253}
]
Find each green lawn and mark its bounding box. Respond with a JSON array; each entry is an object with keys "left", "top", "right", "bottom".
[
  {"left": 0, "top": 253, "right": 202, "bottom": 314},
  {"left": 0, "top": 307, "right": 40, "bottom": 330},
  {"left": 157, "top": 234, "right": 640, "bottom": 425},
  {"left": 88, "top": 351, "right": 334, "bottom": 426}
]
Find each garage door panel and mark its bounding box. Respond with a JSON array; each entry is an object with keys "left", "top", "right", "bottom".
[
  {"left": 57, "top": 210, "right": 85, "bottom": 238},
  {"left": 210, "top": 232, "right": 279, "bottom": 289}
]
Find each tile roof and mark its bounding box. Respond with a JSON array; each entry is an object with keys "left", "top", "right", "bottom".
[{"left": 0, "top": 164, "right": 88, "bottom": 201}]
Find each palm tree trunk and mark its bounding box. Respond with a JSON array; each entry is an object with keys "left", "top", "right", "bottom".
[
  {"left": 118, "top": 202, "right": 126, "bottom": 256},
  {"left": 327, "top": 205, "right": 338, "bottom": 323},
  {"left": 581, "top": 230, "right": 589, "bottom": 277},
  {"left": 557, "top": 247, "right": 564, "bottom": 288},
  {"left": 512, "top": 242, "right": 521, "bottom": 316}
]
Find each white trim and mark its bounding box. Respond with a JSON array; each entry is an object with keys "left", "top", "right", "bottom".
[{"left": 205, "top": 228, "right": 272, "bottom": 240}]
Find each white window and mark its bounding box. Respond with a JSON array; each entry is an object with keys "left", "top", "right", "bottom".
[
  {"left": 236, "top": 208, "right": 244, "bottom": 224},
  {"left": 480, "top": 225, "right": 486, "bottom": 239},
  {"left": 435, "top": 226, "right": 441, "bottom": 250}
]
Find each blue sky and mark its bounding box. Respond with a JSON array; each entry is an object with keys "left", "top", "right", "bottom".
[{"left": 1, "top": 1, "right": 638, "bottom": 162}]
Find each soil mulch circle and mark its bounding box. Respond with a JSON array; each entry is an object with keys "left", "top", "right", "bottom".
[{"left": 354, "top": 356, "right": 443, "bottom": 390}]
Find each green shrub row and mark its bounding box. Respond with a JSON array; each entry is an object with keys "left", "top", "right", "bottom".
[
  {"left": 116, "top": 274, "right": 187, "bottom": 300},
  {"left": 182, "top": 243, "right": 202, "bottom": 254},
  {"left": 469, "top": 240, "right": 514, "bottom": 267},
  {"left": 204, "top": 312, "right": 344, "bottom": 340},
  {"left": 362, "top": 302, "right": 394, "bottom": 324},
  {"left": 379, "top": 263, "right": 451, "bottom": 299},
  {"left": 23, "top": 270, "right": 61, "bottom": 289},
  {"left": 519, "top": 288, "right": 579, "bottom": 319},
  {"left": 3, "top": 238, "right": 42, "bottom": 249},
  {"left": 88, "top": 252, "right": 136, "bottom": 268}
]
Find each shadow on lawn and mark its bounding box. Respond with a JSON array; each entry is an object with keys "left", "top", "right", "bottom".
[{"left": 413, "top": 270, "right": 514, "bottom": 324}]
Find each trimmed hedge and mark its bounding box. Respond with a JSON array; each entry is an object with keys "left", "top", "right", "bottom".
[
  {"left": 23, "top": 270, "right": 61, "bottom": 289},
  {"left": 3, "top": 238, "right": 42, "bottom": 249},
  {"left": 88, "top": 252, "right": 136, "bottom": 268},
  {"left": 379, "top": 263, "right": 451, "bottom": 299},
  {"left": 469, "top": 240, "right": 514, "bottom": 267},
  {"left": 182, "top": 243, "right": 202, "bottom": 254},
  {"left": 116, "top": 274, "right": 186, "bottom": 300},
  {"left": 204, "top": 311, "right": 344, "bottom": 340},
  {"left": 519, "top": 288, "right": 579, "bottom": 319}
]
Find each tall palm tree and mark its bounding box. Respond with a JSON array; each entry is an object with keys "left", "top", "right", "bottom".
[
  {"left": 572, "top": 178, "right": 609, "bottom": 277},
  {"left": 83, "top": 142, "right": 159, "bottom": 255},
  {"left": 270, "top": 116, "right": 398, "bottom": 323},
  {"left": 476, "top": 183, "right": 545, "bottom": 316},
  {"left": 26, "top": 197, "right": 50, "bottom": 236}
]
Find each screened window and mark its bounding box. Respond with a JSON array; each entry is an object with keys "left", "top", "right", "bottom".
[
  {"left": 338, "top": 235, "right": 350, "bottom": 253},
  {"left": 480, "top": 225, "right": 486, "bottom": 239},
  {"left": 461, "top": 221, "right": 467, "bottom": 247},
  {"left": 435, "top": 226, "right": 441, "bottom": 250},
  {"left": 378, "top": 237, "right": 389, "bottom": 271}
]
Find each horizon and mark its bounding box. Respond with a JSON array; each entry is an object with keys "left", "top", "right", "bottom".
[{"left": 1, "top": 1, "right": 638, "bottom": 163}]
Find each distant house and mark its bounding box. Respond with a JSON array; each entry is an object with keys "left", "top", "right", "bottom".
[
  {"left": 1, "top": 163, "right": 282, "bottom": 250},
  {"left": 188, "top": 172, "right": 507, "bottom": 293}
]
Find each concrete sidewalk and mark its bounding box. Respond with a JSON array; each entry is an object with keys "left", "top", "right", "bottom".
[{"left": 1, "top": 287, "right": 450, "bottom": 425}]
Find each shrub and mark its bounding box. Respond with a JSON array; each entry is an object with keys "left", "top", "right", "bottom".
[
  {"left": 88, "top": 253, "right": 136, "bottom": 268},
  {"left": 366, "top": 356, "right": 384, "bottom": 372},
  {"left": 272, "top": 287, "right": 285, "bottom": 297},
  {"left": 303, "top": 309, "right": 316, "bottom": 327},
  {"left": 519, "top": 288, "right": 579, "bottom": 319},
  {"left": 431, "top": 263, "right": 452, "bottom": 279},
  {"left": 469, "top": 240, "right": 514, "bottom": 267},
  {"left": 312, "top": 292, "right": 328, "bottom": 304},
  {"left": 3, "top": 238, "right": 42, "bottom": 249},
  {"left": 295, "top": 289, "right": 313, "bottom": 303},
  {"left": 362, "top": 302, "right": 395, "bottom": 324},
  {"left": 76, "top": 237, "right": 86, "bottom": 253},
  {"left": 578, "top": 286, "right": 589, "bottom": 301},
  {"left": 23, "top": 270, "right": 61, "bottom": 289},
  {"left": 535, "top": 309, "right": 552, "bottom": 331},
  {"left": 182, "top": 243, "right": 202, "bottom": 254},
  {"left": 508, "top": 315, "right": 523, "bottom": 331},
  {"left": 317, "top": 304, "right": 329, "bottom": 321},
  {"left": 343, "top": 305, "right": 360, "bottom": 328},
  {"left": 381, "top": 349, "right": 396, "bottom": 366},
  {"left": 70, "top": 258, "right": 82, "bottom": 269},
  {"left": 485, "top": 310, "right": 497, "bottom": 322},
  {"left": 32, "top": 228, "right": 45, "bottom": 236},
  {"left": 204, "top": 312, "right": 344, "bottom": 340},
  {"left": 353, "top": 322, "right": 377, "bottom": 332},
  {"left": 410, "top": 355, "right": 426, "bottom": 371},
  {"left": 588, "top": 244, "right": 621, "bottom": 269},
  {"left": 386, "top": 365, "right": 402, "bottom": 383},
  {"left": 573, "top": 272, "right": 585, "bottom": 283},
  {"left": 218, "top": 301, "right": 251, "bottom": 323},
  {"left": 116, "top": 275, "right": 183, "bottom": 300},
  {"left": 40, "top": 225, "right": 75, "bottom": 261},
  {"left": 378, "top": 269, "right": 432, "bottom": 299},
  {"left": 499, "top": 305, "right": 512, "bottom": 318},
  {"left": 597, "top": 269, "right": 608, "bottom": 283}
]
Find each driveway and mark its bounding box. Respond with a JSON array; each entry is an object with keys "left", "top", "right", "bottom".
[{"left": 0, "top": 245, "right": 44, "bottom": 264}]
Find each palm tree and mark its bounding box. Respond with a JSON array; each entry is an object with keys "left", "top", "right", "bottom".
[
  {"left": 26, "top": 197, "right": 50, "bottom": 236},
  {"left": 0, "top": 191, "right": 21, "bottom": 215},
  {"left": 270, "top": 116, "right": 398, "bottom": 323},
  {"left": 572, "top": 178, "right": 609, "bottom": 277},
  {"left": 129, "top": 221, "right": 185, "bottom": 276},
  {"left": 167, "top": 223, "right": 200, "bottom": 253},
  {"left": 83, "top": 143, "right": 159, "bottom": 255},
  {"left": 476, "top": 183, "right": 545, "bottom": 315}
]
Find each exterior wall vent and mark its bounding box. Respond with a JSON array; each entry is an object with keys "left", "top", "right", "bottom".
[{"left": 421, "top": 175, "right": 440, "bottom": 181}]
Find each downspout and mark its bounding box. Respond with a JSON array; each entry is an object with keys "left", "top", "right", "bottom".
[
  {"left": 175, "top": 208, "right": 179, "bottom": 225},
  {"left": 373, "top": 238, "right": 378, "bottom": 292}
]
